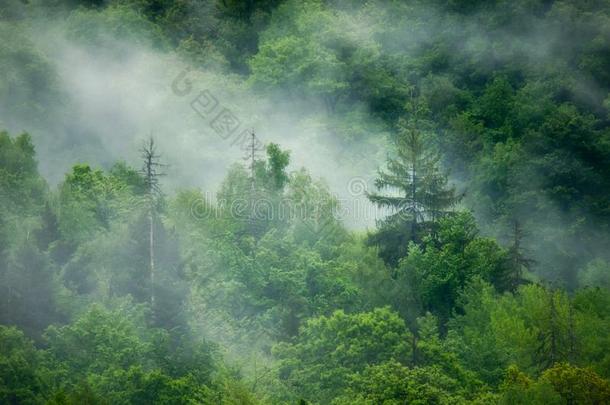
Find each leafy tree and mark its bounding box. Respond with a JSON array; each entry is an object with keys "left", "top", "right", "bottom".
[
  {"left": 500, "top": 363, "right": 610, "bottom": 405},
  {"left": 274, "top": 307, "right": 411, "bottom": 403},
  {"left": 57, "top": 163, "right": 142, "bottom": 248},
  {"left": 333, "top": 360, "right": 466, "bottom": 405},
  {"left": 0, "top": 131, "right": 57, "bottom": 337},
  {"left": 0, "top": 240, "right": 58, "bottom": 338},
  {"left": 399, "top": 212, "right": 509, "bottom": 324},
  {"left": 259, "top": 143, "right": 290, "bottom": 192},
  {"left": 216, "top": 141, "right": 292, "bottom": 239},
  {"left": 0, "top": 24, "right": 61, "bottom": 127},
  {"left": 541, "top": 363, "right": 610, "bottom": 405},
  {"left": 44, "top": 303, "right": 151, "bottom": 378},
  {"left": 572, "top": 287, "right": 610, "bottom": 378},
  {"left": 285, "top": 168, "right": 347, "bottom": 248},
  {"left": 0, "top": 132, "right": 46, "bottom": 216},
  {"left": 449, "top": 281, "right": 604, "bottom": 384},
  {"left": 0, "top": 326, "right": 47, "bottom": 404},
  {"left": 65, "top": 4, "right": 167, "bottom": 49},
  {"left": 448, "top": 279, "right": 509, "bottom": 387},
  {"left": 249, "top": 34, "right": 347, "bottom": 106},
  {"left": 499, "top": 365, "right": 563, "bottom": 405}
]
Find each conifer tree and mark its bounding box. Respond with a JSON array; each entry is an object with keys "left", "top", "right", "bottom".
[
  {"left": 504, "top": 220, "right": 534, "bottom": 291},
  {"left": 367, "top": 98, "right": 460, "bottom": 266}
]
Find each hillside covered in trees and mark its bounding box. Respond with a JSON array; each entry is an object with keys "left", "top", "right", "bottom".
[{"left": 1, "top": 0, "right": 610, "bottom": 403}]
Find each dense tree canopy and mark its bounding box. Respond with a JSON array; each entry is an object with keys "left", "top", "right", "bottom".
[{"left": 1, "top": 0, "right": 610, "bottom": 403}]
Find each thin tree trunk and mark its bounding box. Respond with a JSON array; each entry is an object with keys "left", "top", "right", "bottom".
[
  {"left": 149, "top": 202, "right": 155, "bottom": 309},
  {"left": 141, "top": 136, "right": 163, "bottom": 313},
  {"left": 411, "top": 159, "right": 417, "bottom": 238}
]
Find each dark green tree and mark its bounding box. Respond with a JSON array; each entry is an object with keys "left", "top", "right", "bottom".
[
  {"left": 367, "top": 100, "right": 461, "bottom": 266},
  {"left": 502, "top": 220, "right": 534, "bottom": 292}
]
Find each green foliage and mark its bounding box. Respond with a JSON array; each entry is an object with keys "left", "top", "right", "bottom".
[
  {"left": 500, "top": 363, "right": 610, "bottom": 404},
  {"left": 285, "top": 169, "right": 347, "bottom": 247},
  {"left": 0, "top": 132, "right": 57, "bottom": 337},
  {"left": 57, "top": 163, "right": 144, "bottom": 246},
  {"left": 274, "top": 307, "right": 411, "bottom": 402},
  {"left": 449, "top": 281, "right": 610, "bottom": 389},
  {"left": 541, "top": 363, "right": 610, "bottom": 404},
  {"left": 0, "top": 24, "right": 61, "bottom": 126},
  {"left": 399, "top": 212, "right": 510, "bottom": 323},
  {"left": 44, "top": 304, "right": 150, "bottom": 378},
  {"left": 499, "top": 365, "right": 563, "bottom": 405},
  {"left": 333, "top": 360, "right": 466, "bottom": 405},
  {"left": 37, "top": 302, "right": 230, "bottom": 404},
  {"left": 56, "top": 161, "right": 185, "bottom": 329},
  {"left": 65, "top": 4, "right": 167, "bottom": 49},
  {"left": 249, "top": 34, "right": 347, "bottom": 99},
  {"left": 578, "top": 259, "right": 610, "bottom": 289},
  {"left": 572, "top": 287, "right": 610, "bottom": 378},
  {"left": 0, "top": 239, "right": 58, "bottom": 338},
  {"left": 0, "top": 131, "right": 46, "bottom": 216},
  {"left": 0, "top": 326, "right": 46, "bottom": 404},
  {"left": 2, "top": 0, "right": 610, "bottom": 403},
  {"left": 262, "top": 143, "right": 290, "bottom": 191},
  {"left": 367, "top": 101, "right": 461, "bottom": 266}
]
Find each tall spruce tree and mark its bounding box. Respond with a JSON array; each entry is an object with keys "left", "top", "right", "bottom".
[
  {"left": 367, "top": 98, "right": 460, "bottom": 266},
  {"left": 503, "top": 220, "right": 534, "bottom": 292}
]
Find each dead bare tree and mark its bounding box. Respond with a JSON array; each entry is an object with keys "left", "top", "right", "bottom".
[{"left": 140, "top": 136, "right": 165, "bottom": 312}]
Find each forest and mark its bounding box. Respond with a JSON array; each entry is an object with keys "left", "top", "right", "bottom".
[{"left": 1, "top": 0, "right": 610, "bottom": 404}]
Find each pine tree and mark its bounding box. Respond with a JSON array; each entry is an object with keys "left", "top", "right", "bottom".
[
  {"left": 504, "top": 220, "right": 535, "bottom": 291},
  {"left": 536, "top": 287, "right": 570, "bottom": 370},
  {"left": 244, "top": 130, "right": 262, "bottom": 190},
  {"left": 367, "top": 98, "right": 460, "bottom": 266}
]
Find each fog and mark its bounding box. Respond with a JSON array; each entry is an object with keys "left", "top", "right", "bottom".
[
  {"left": 1, "top": 0, "right": 608, "bottom": 278},
  {"left": 0, "top": 15, "right": 389, "bottom": 230},
  {"left": 2, "top": 2, "right": 610, "bottom": 403}
]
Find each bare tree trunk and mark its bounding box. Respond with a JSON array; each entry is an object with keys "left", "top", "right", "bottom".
[
  {"left": 149, "top": 201, "right": 155, "bottom": 309},
  {"left": 140, "top": 136, "right": 164, "bottom": 313}
]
